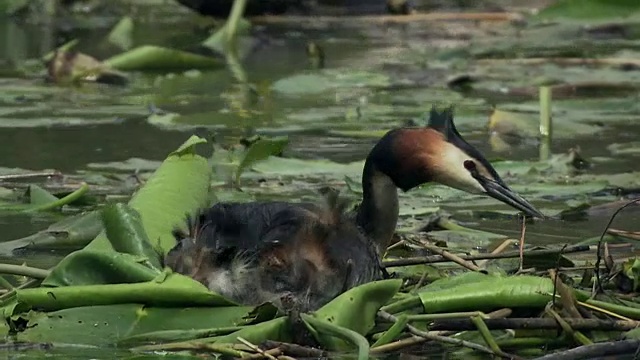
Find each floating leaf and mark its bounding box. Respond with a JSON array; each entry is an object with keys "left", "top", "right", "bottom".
[
  {"left": 45, "top": 50, "right": 128, "bottom": 85},
  {"left": 85, "top": 135, "right": 211, "bottom": 254},
  {"left": 42, "top": 250, "right": 159, "bottom": 287},
  {"left": 18, "top": 303, "right": 253, "bottom": 346},
  {"left": 19, "top": 272, "right": 234, "bottom": 311},
  {"left": 106, "top": 16, "right": 134, "bottom": 51},
  {"left": 311, "top": 279, "right": 402, "bottom": 350},
  {"left": 201, "top": 18, "right": 252, "bottom": 54},
  {"left": 418, "top": 274, "right": 554, "bottom": 313},
  {"left": 235, "top": 136, "right": 289, "bottom": 184},
  {"left": 104, "top": 46, "right": 224, "bottom": 71},
  {"left": 27, "top": 185, "right": 58, "bottom": 205}
]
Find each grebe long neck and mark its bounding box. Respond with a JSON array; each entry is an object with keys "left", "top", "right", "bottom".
[{"left": 356, "top": 159, "right": 399, "bottom": 257}]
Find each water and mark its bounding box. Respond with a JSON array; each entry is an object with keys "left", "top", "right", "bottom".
[{"left": 0, "top": 2, "right": 639, "bottom": 358}]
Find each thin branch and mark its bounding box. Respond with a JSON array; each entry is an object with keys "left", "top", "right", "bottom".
[
  {"left": 384, "top": 245, "right": 591, "bottom": 268},
  {"left": 531, "top": 339, "right": 640, "bottom": 360},
  {"left": 594, "top": 198, "right": 640, "bottom": 296},
  {"left": 249, "top": 12, "right": 523, "bottom": 25},
  {"left": 417, "top": 242, "right": 481, "bottom": 272}
]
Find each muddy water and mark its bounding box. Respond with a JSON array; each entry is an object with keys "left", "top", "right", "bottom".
[{"left": 1, "top": 11, "right": 639, "bottom": 251}]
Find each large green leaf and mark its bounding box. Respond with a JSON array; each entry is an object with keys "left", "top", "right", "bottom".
[
  {"left": 102, "top": 203, "right": 163, "bottom": 271},
  {"left": 18, "top": 272, "right": 235, "bottom": 311},
  {"left": 18, "top": 303, "right": 254, "bottom": 346},
  {"left": 42, "top": 250, "right": 159, "bottom": 287},
  {"left": 85, "top": 135, "right": 211, "bottom": 255},
  {"left": 418, "top": 274, "right": 554, "bottom": 313}
]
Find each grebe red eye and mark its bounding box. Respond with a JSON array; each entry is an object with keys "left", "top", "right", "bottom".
[{"left": 463, "top": 160, "right": 476, "bottom": 171}]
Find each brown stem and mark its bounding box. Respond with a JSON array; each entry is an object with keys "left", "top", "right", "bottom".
[
  {"left": 428, "top": 318, "right": 640, "bottom": 332},
  {"left": 250, "top": 12, "right": 523, "bottom": 25},
  {"left": 531, "top": 339, "right": 640, "bottom": 360},
  {"left": 383, "top": 245, "right": 591, "bottom": 268},
  {"left": 260, "top": 340, "right": 326, "bottom": 358}
]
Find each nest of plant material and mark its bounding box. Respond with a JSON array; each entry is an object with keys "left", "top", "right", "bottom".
[{"left": 0, "top": 136, "right": 638, "bottom": 360}]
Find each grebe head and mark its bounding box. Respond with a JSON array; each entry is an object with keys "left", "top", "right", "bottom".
[{"left": 367, "top": 106, "right": 544, "bottom": 219}]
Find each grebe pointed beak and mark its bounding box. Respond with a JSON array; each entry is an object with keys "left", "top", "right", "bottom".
[
  {"left": 480, "top": 178, "right": 546, "bottom": 219},
  {"left": 461, "top": 160, "right": 545, "bottom": 219}
]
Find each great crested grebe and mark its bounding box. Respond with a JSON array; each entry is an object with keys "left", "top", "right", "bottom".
[{"left": 164, "top": 107, "right": 544, "bottom": 312}]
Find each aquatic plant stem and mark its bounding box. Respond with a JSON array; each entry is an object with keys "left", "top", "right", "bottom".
[
  {"left": 261, "top": 340, "right": 326, "bottom": 358},
  {"left": 428, "top": 318, "right": 639, "bottom": 331},
  {"left": 226, "top": 0, "right": 248, "bottom": 44},
  {"left": 471, "top": 315, "right": 508, "bottom": 357},
  {"left": 250, "top": 12, "right": 523, "bottom": 25},
  {"left": 26, "top": 182, "right": 89, "bottom": 213},
  {"left": 301, "top": 314, "right": 369, "bottom": 360},
  {"left": 383, "top": 245, "right": 591, "bottom": 268},
  {"left": 531, "top": 339, "right": 640, "bottom": 360},
  {"left": 377, "top": 310, "right": 518, "bottom": 359},
  {"left": 539, "top": 86, "right": 552, "bottom": 161},
  {"left": 0, "top": 264, "right": 50, "bottom": 279},
  {"left": 132, "top": 341, "right": 248, "bottom": 357},
  {"left": 545, "top": 305, "right": 592, "bottom": 346}
]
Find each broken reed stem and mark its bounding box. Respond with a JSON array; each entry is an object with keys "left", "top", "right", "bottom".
[
  {"left": 476, "top": 57, "right": 640, "bottom": 68},
  {"left": 237, "top": 337, "right": 278, "bottom": 360},
  {"left": 249, "top": 12, "right": 523, "bottom": 25},
  {"left": 429, "top": 317, "right": 640, "bottom": 332},
  {"left": 260, "top": 340, "right": 326, "bottom": 358},
  {"left": 477, "top": 239, "right": 515, "bottom": 269},
  {"left": 539, "top": 86, "right": 552, "bottom": 161},
  {"left": 383, "top": 245, "right": 590, "bottom": 268},
  {"left": 0, "top": 171, "right": 62, "bottom": 181},
  {"left": 417, "top": 242, "right": 481, "bottom": 272},
  {"left": 545, "top": 305, "right": 592, "bottom": 346},
  {"left": 518, "top": 215, "right": 526, "bottom": 272},
  {"left": 377, "top": 310, "right": 518, "bottom": 359}
]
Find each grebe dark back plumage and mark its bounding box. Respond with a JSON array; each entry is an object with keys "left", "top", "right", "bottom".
[{"left": 164, "top": 107, "right": 544, "bottom": 312}]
